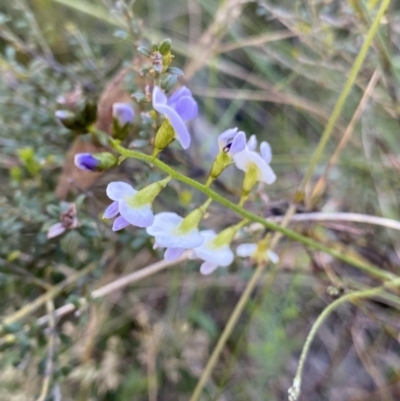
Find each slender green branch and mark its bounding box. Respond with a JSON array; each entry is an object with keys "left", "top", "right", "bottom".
[
  {"left": 111, "top": 140, "right": 395, "bottom": 282},
  {"left": 300, "top": 0, "right": 392, "bottom": 189},
  {"left": 288, "top": 277, "right": 400, "bottom": 401}
]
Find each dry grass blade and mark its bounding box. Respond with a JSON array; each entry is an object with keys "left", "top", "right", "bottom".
[{"left": 311, "top": 69, "right": 381, "bottom": 205}]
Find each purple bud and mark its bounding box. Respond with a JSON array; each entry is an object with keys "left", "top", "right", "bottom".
[
  {"left": 112, "top": 103, "right": 134, "bottom": 126},
  {"left": 74, "top": 153, "right": 99, "bottom": 171},
  {"left": 55, "top": 110, "right": 72, "bottom": 120}
]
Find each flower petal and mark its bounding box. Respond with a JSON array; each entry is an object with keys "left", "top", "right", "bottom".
[
  {"left": 218, "top": 127, "right": 238, "bottom": 149},
  {"left": 146, "top": 212, "right": 204, "bottom": 248},
  {"left": 168, "top": 86, "right": 192, "bottom": 107},
  {"left": 267, "top": 250, "right": 280, "bottom": 264},
  {"left": 74, "top": 153, "right": 99, "bottom": 171},
  {"left": 112, "top": 103, "right": 134, "bottom": 126},
  {"left": 260, "top": 141, "right": 272, "bottom": 164},
  {"left": 194, "top": 231, "right": 234, "bottom": 267},
  {"left": 103, "top": 201, "right": 119, "bottom": 219},
  {"left": 233, "top": 149, "right": 276, "bottom": 184},
  {"left": 154, "top": 103, "right": 191, "bottom": 149},
  {"left": 200, "top": 261, "right": 219, "bottom": 275},
  {"left": 156, "top": 229, "right": 204, "bottom": 249},
  {"left": 195, "top": 244, "right": 234, "bottom": 267},
  {"left": 174, "top": 96, "right": 198, "bottom": 121},
  {"left": 152, "top": 85, "right": 168, "bottom": 106},
  {"left": 247, "top": 135, "right": 257, "bottom": 151},
  {"left": 112, "top": 216, "right": 130, "bottom": 231},
  {"left": 106, "top": 181, "right": 136, "bottom": 201},
  {"left": 229, "top": 131, "right": 246, "bottom": 156},
  {"left": 164, "top": 247, "right": 185, "bottom": 261},
  {"left": 146, "top": 212, "right": 183, "bottom": 237},
  {"left": 119, "top": 201, "right": 154, "bottom": 228},
  {"left": 233, "top": 147, "right": 252, "bottom": 172},
  {"left": 258, "top": 162, "right": 276, "bottom": 185},
  {"left": 47, "top": 223, "right": 66, "bottom": 239},
  {"left": 236, "top": 243, "right": 257, "bottom": 257}
]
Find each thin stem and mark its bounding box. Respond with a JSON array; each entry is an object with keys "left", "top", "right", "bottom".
[
  {"left": 189, "top": 261, "right": 266, "bottom": 401},
  {"left": 268, "top": 211, "right": 400, "bottom": 232},
  {"left": 36, "top": 299, "right": 56, "bottom": 401},
  {"left": 111, "top": 140, "right": 395, "bottom": 282},
  {"left": 300, "top": 0, "right": 392, "bottom": 190},
  {"left": 0, "top": 263, "right": 96, "bottom": 333},
  {"left": 288, "top": 277, "right": 400, "bottom": 401},
  {"left": 311, "top": 69, "right": 381, "bottom": 202},
  {"left": 37, "top": 253, "right": 190, "bottom": 327}
]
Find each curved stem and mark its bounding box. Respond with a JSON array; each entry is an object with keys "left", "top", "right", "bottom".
[
  {"left": 111, "top": 140, "right": 395, "bottom": 282},
  {"left": 288, "top": 277, "right": 400, "bottom": 401}
]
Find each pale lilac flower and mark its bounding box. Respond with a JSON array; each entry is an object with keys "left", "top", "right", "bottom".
[
  {"left": 74, "top": 153, "right": 99, "bottom": 171},
  {"left": 104, "top": 181, "right": 154, "bottom": 229},
  {"left": 112, "top": 103, "right": 134, "bottom": 126},
  {"left": 152, "top": 85, "right": 198, "bottom": 149},
  {"left": 233, "top": 136, "right": 276, "bottom": 184},
  {"left": 47, "top": 203, "right": 79, "bottom": 239},
  {"left": 103, "top": 201, "right": 130, "bottom": 231},
  {"left": 236, "top": 243, "right": 279, "bottom": 264},
  {"left": 218, "top": 128, "right": 246, "bottom": 156},
  {"left": 146, "top": 212, "right": 204, "bottom": 261},
  {"left": 193, "top": 230, "right": 235, "bottom": 275},
  {"left": 47, "top": 222, "right": 66, "bottom": 239}
]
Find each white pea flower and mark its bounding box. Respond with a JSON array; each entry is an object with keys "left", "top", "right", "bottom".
[
  {"left": 193, "top": 230, "right": 235, "bottom": 275},
  {"left": 236, "top": 243, "right": 279, "bottom": 264},
  {"left": 147, "top": 212, "right": 205, "bottom": 261},
  {"left": 233, "top": 135, "right": 276, "bottom": 185},
  {"left": 104, "top": 177, "right": 171, "bottom": 230},
  {"left": 104, "top": 181, "right": 154, "bottom": 229}
]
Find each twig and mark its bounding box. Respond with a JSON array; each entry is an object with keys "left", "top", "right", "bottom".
[
  {"left": 0, "top": 263, "right": 96, "bottom": 333},
  {"left": 36, "top": 253, "right": 190, "bottom": 326},
  {"left": 266, "top": 212, "right": 400, "bottom": 232},
  {"left": 217, "top": 30, "right": 296, "bottom": 53},
  {"left": 311, "top": 69, "right": 381, "bottom": 202},
  {"left": 36, "top": 299, "right": 56, "bottom": 401}
]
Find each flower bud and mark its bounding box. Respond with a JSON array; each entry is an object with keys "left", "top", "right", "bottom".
[
  {"left": 55, "top": 110, "right": 77, "bottom": 130},
  {"left": 159, "top": 38, "right": 171, "bottom": 55},
  {"left": 153, "top": 119, "right": 175, "bottom": 156},
  {"left": 74, "top": 152, "right": 118, "bottom": 172},
  {"left": 55, "top": 98, "right": 98, "bottom": 133},
  {"left": 112, "top": 103, "right": 134, "bottom": 140}
]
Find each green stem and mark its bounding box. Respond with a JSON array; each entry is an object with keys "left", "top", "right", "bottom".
[
  {"left": 111, "top": 140, "right": 394, "bottom": 282},
  {"left": 288, "top": 277, "right": 400, "bottom": 401},
  {"left": 300, "top": 0, "right": 392, "bottom": 190}
]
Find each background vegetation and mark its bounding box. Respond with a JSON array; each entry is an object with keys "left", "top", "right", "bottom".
[{"left": 1, "top": 0, "right": 400, "bottom": 400}]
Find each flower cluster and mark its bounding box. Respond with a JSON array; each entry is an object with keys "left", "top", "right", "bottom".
[{"left": 57, "top": 40, "right": 278, "bottom": 274}]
